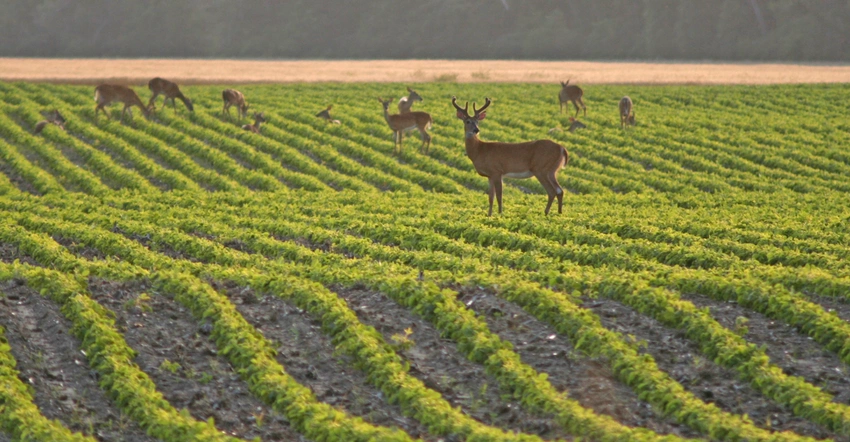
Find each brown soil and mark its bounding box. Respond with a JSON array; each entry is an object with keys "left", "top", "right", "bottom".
[
  {"left": 0, "top": 281, "right": 154, "bottom": 442},
  {"left": 2, "top": 58, "right": 850, "bottom": 85},
  {"left": 88, "top": 278, "right": 308, "bottom": 442},
  {"left": 583, "top": 295, "right": 844, "bottom": 441},
  {"left": 456, "top": 287, "right": 701, "bottom": 439}
]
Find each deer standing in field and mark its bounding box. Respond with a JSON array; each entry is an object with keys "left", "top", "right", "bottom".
[
  {"left": 452, "top": 96, "right": 569, "bottom": 216},
  {"left": 222, "top": 89, "right": 249, "bottom": 120},
  {"left": 316, "top": 105, "right": 340, "bottom": 124},
  {"left": 148, "top": 77, "right": 194, "bottom": 112},
  {"left": 379, "top": 98, "right": 432, "bottom": 155},
  {"left": 619, "top": 96, "right": 635, "bottom": 129},
  {"left": 33, "top": 109, "right": 66, "bottom": 134},
  {"left": 241, "top": 112, "right": 266, "bottom": 134},
  {"left": 94, "top": 84, "right": 153, "bottom": 122},
  {"left": 397, "top": 87, "right": 423, "bottom": 114},
  {"left": 559, "top": 80, "right": 586, "bottom": 117}
]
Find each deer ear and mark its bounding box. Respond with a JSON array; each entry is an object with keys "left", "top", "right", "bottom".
[
  {"left": 477, "top": 112, "right": 486, "bottom": 120},
  {"left": 456, "top": 111, "right": 466, "bottom": 119}
]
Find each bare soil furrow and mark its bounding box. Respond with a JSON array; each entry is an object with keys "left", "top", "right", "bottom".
[
  {"left": 217, "top": 280, "right": 433, "bottom": 440},
  {"left": 682, "top": 293, "right": 850, "bottom": 406},
  {"left": 457, "top": 287, "right": 700, "bottom": 439},
  {"left": 334, "top": 285, "right": 570, "bottom": 440},
  {"left": 0, "top": 281, "right": 154, "bottom": 442},
  {"left": 88, "top": 278, "right": 307, "bottom": 442},
  {"left": 585, "top": 295, "right": 837, "bottom": 441}
]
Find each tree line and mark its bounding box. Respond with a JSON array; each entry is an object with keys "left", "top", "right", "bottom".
[{"left": 1, "top": 0, "right": 846, "bottom": 61}]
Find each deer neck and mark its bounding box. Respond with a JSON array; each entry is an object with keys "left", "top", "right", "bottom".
[
  {"left": 464, "top": 134, "right": 485, "bottom": 159},
  {"left": 382, "top": 108, "right": 394, "bottom": 125}
]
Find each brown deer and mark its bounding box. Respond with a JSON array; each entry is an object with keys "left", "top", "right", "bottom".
[
  {"left": 378, "top": 98, "right": 432, "bottom": 155},
  {"left": 559, "top": 80, "right": 586, "bottom": 117},
  {"left": 94, "top": 84, "right": 153, "bottom": 122},
  {"left": 397, "top": 87, "right": 423, "bottom": 114},
  {"left": 33, "top": 109, "right": 66, "bottom": 134},
  {"left": 222, "top": 89, "right": 249, "bottom": 120},
  {"left": 567, "top": 117, "right": 587, "bottom": 133},
  {"left": 452, "top": 96, "right": 569, "bottom": 216},
  {"left": 316, "top": 105, "right": 340, "bottom": 124},
  {"left": 619, "top": 96, "right": 635, "bottom": 129},
  {"left": 241, "top": 112, "right": 266, "bottom": 134},
  {"left": 148, "top": 77, "right": 194, "bottom": 112}
]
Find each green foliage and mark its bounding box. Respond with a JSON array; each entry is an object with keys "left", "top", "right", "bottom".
[{"left": 1, "top": 81, "right": 850, "bottom": 441}]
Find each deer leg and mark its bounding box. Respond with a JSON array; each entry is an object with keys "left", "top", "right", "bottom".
[
  {"left": 547, "top": 172, "right": 564, "bottom": 214},
  {"left": 536, "top": 174, "right": 556, "bottom": 215},
  {"left": 147, "top": 93, "right": 158, "bottom": 109},
  {"left": 572, "top": 100, "right": 580, "bottom": 118},
  {"left": 493, "top": 177, "right": 504, "bottom": 215},
  {"left": 486, "top": 179, "right": 496, "bottom": 216},
  {"left": 579, "top": 97, "right": 586, "bottom": 117}
]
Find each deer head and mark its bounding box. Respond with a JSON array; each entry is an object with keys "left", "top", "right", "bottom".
[
  {"left": 452, "top": 96, "right": 490, "bottom": 139},
  {"left": 406, "top": 87, "right": 423, "bottom": 102}
]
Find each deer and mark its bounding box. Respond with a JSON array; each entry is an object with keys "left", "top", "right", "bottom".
[
  {"left": 378, "top": 98, "right": 432, "bottom": 155},
  {"left": 619, "top": 96, "right": 636, "bottom": 129},
  {"left": 148, "top": 77, "right": 194, "bottom": 112},
  {"left": 241, "top": 112, "right": 266, "bottom": 134},
  {"left": 222, "top": 89, "right": 249, "bottom": 120},
  {"left": 33, "top": 109, "right": 66, "bottom": 134},
  {"left": 94, "top": 84, "right": 153, "bottom": 122},
  {"left": 316, "top": 105, "right": 340, "bottom": 124},
  {"left": 452, "top": 96, "right": 569, "bottom": 216},
  {"left": 397, "top": 87, "right": 423, "bottom": 114},
  {"left": 559, "top": 80, "right": 586, "bottom": 117},
  {"left": 567, "top": 117, "right": 587, "bottom": 132}
]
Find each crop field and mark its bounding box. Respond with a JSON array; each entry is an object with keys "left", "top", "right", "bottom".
[{"left": 0, "top": 80, "right": 849, "bottom": 442}]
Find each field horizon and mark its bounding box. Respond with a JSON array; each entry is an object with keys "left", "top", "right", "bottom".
[{"left": 2, "top": 58, "right": 850, "bottom": 85}]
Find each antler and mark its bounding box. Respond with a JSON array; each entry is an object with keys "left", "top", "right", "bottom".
[
  {"left": 473, "top": 97, "right": 491, "bottom": 117},
  {"left": 451, "top": 96, "right": 470, "bottom": 117}
]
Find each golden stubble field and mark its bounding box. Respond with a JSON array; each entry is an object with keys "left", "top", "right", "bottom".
[{"left": 2, "top": 58, "right": 850, "bottom": 85}]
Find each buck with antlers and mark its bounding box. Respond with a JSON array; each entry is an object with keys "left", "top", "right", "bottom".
[
  {"left": 397, "top": 87, "right": 423, "bottom": 114},
  {"left": 241, "top": 112, "right": 266, "bottom": 134},
  {"left": 33, "top": 109, "right": 66, "bottom": 134},
  {"left": 148, "top": 77, "right": 194, "bottom": 112},
  {"left": 379, "top": 98, "right": 432, "bottom": 154},
  {"left": 94, "top": 84, "right": 153, "bottom": 122},
  {"left": 559, "top": 80, "right": 586, "bottom": 117},
  {"left": 222, "top": 89, "right": 249, "bottom": 120},
  {"left": 619, "top": 96, "right": 635, "bottom": 129},
  {"left": 452, "top": 96, "right": 569, "bottom": 216}
]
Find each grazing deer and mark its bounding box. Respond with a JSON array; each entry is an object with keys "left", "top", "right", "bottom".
[
  {"left": 567, "top": 117, "right": 587, "bottom": 132},
  {"left": 559, "top": 80, "right": 586, "bottom": 117},
  {"left": 94, "top": 84, "right": 153, "bottom": 122},
  {"left": 33, "top": 109, "right": 66, "bottom": 134},
  {"left": 619, "top": 96, "right": 635, "bottom": 129},
  {"left": 316, "top": 105, "right": 340, "bottom": 124},
  {"left": 222, "top": 89, "right": 249, "bottom": 120},
  {"left": 397, "top": 87, "right": 423, "bottom": 114},
  {"left": 452, "top": 96, "right": 569, "bottom": 216},
  {"left": 241, "top": 112, "right": 266, "bottom": 134},
  {"left": 148, "top": 77, "right": 194, "bottom": 112},
  {"left": 378, "top": 98, "right": 432, "bottom": 154}
]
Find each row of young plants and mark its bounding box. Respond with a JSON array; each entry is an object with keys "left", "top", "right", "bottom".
[
  {"left": 11, "top": 191, "right": 824, "bottom": 442},
  {"left": 0, "top": 213, "right": 419, "bottom": 442},
  {"left": 0, "top": 132, "right": 64, "bottom": 195},
  {"left": 0, "top": 233, "right": 246, "bottom": 441},
  {"left": 0, "top": 198, "right": 675, "bottom": 442},
  {"left": 182, "top": 109, "right": 374, "bottom": 192},
  {"left": 0, "top": 319, "right": 94, "bottom": 441},
  {"left": 0, "top": 107, "right": 110, "bottom": 195},
  {"left": 125, "top": 189, "right": 850, "bottom": 436},
  {"left": 11, "top": 103, "right": 157, "bottom": 192},
  {"left": 153, "top": 109, "right": 330, "bottom": 192}
]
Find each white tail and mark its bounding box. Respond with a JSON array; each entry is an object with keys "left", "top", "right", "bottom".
[
  {"left": 452, "top": 96, "right": 569, "bottom": 216},
  {"left": 379, "top": 98, "right": 432, "bottom": 155},
  {"left": 241, "top": 112, "right": 266, "bottom": 134},
  {"left": 397, "top": 87, "right": 423, "bottom": 114}
]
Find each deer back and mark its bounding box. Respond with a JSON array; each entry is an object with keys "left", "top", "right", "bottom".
[
  {"left": 619, "top": 96, "right": 633, "bottom": 117},
  {"left": 559, "top": 84, "right": 583, "bottom": 102}
]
